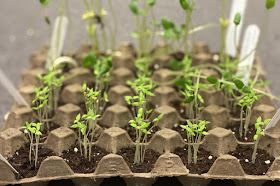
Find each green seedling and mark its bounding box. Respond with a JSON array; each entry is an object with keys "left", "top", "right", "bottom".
[
  {"left": 237, "top": 86, "right": 263, "bottom": 137},
  {"left": 233, "top": 13, "right": 241, "bottom": 59},
  {"left": 32, "top": 86, "right": 49, "bottom": 131},
  {"left": 83, "top": 0, "right": 115, "bottom": 53},
  {"left": 129, "top": 108, "right": 163, "bottom": 164},
  {"left": 81, "top": 82, "right": 108, "bottom": 116},
  {"left": 219, "top": 0, "right": 230, "bottom": 63},
  {"left": 181, "top": 70, "right": 208, "bottom": 122},
  {"left": 38, "top": 71, "right": 64, "bottom": 113},
  {"left": 179, "top": 0, "right": 195, "bottom": 54},
  {"left": 180, "top": 120, "right": 210, "bottom": 164},
  {"left": 252, "top": 117, "right": 270, "bottom": 164},
  {"left": 266, "top": 0, "right": 275, "bottom": 9},
  {"left": 71, "top": 110, "right": 100, "bottom": 161},
  {"left": 21, "top": 122, "right": 43, "bottom": 169},
  {"left": 125, "top": 75, "right": 162, "bottom": 165},
  {"left": 129, "top": 0, "right": 157, "bottom": 58},
  {"left": 82, "top": 52, "right": 112, "bottom": 92}
]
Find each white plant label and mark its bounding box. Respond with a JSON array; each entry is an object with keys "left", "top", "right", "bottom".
[
  {"left": 265, "top": 109, "right": 280, "bottom": 131},
  {"left": 226, "top": 0, "right": 248, "bottom": 57},
  {"left": 46, "top": 16, "right": 69, "bottom": 68},
  {"left": 236, "top": 24, "right": 260, "bottom": 85},
  {"left": 0, "top": 154, "right": 19, "bottom": 174},
  {"left": 0, "top": 69, "right": 29, "bottom": 107}
]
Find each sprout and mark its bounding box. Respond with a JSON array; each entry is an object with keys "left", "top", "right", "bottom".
[
  {"left": 180, "top": 120, "right": 210, "bottom": 164},
  {"left": 21, "top": 122, "right": 43, "bottom": 168},
  {"left": 266, "top": 0, "right": 275, "bottom": 9},
  {"left": 252, "top": 117, "right": 271, "bottom": 164}
]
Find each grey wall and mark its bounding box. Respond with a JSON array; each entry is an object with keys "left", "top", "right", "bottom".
[{"left": 0, "top": 0, "right": 279, "bottom": 128}]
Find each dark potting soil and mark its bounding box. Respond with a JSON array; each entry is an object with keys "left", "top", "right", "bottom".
[
  {"left": 228, "top": 123, "right": 255, "bottom": 142},
  {"left": 7, "top": 144, "right": 56, "bottom": 178},
  {"left": 229, "top": 145, "right": 274, "bottom": 175},
  {"left": 61, "top": 145, "right": 109, "bottom": 173},
  {"left": 117, "top": 147, "right": 161, "bottom": 173},
  {"left": 173, "top": 147, "right": 217, "bottom": 175},
  {"left": 125, "top": 125, "right": 160, "bottom": 142}
]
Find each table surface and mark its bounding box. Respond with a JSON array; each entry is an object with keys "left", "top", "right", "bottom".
[{"left": 0, "top": 0, "right": 280, "bottom": 129}]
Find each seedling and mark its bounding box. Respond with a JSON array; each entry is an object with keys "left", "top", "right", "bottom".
[
  {"left": 21, "top": 122, "right": 43, "bottom": 169},
  {"left": 129, "top": 0, "right": 157, "bottom": 58},
  {"left": 82, "top": 52, "right": 112, "bottom": 92},
  {"left": 179, "top": 0, "right": 195, "bottom": 54},
  {"left": 219, "top": 0, "right": 229, "bottom": 62},
  {"left": 32, "top": 86, "right": 50, "bottom": 131},
  {"left": 38, "top": 71, "right": 64, "bottom": 113},
  {"left": 237, "top": 87, "right": 263, "bottom": 137},
  {"left": 226, "top": 0, "right": 247, "bottom": 58},
  {"left": 83, "top": 0, "right": 113, "bottom": 53},
  {"left": 252, "top": 117, "right": 270, "bottom": 164},
  {"left": 125, "top": 75, "right": 163, "bottom": 165},
  {"left": 180, "top": 120, "right": 210, "bottom": 164},
  {"left": 181, "top": 70, "right": 208, "bottom": 122},
  {"left": 71, "top": 110, "right": 100, "bottom": 161},
  {"left": 266, "top": 0, "right": 275, "bottom": 9},
  {"left": 129, "top": 108, "right": 163, "bottom": 164}
]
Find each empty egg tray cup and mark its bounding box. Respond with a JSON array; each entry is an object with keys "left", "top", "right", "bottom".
[{"left": 0, "top": 42, "right": 280, "bottom": 186}]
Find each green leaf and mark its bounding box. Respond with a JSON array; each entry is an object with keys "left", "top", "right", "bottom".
[
  {"left": 131, "top": 32, "right": 139, "bottom": 38},
  {"left": 71, "top": 124, "right": 79, "bottom": 128},
  {"left": 104, "top": 92, "right": 108, "bottom": 102},
  {"left": 253, "top": 134, "right": 258, "bottom": 141},
  {"left": 206, "top": 77, "right": 218, "bottom": 84},
  {"left": 266, "top": 0, "right": 275, "bottom": 9},
  {"left": 39, "top": 0, "right": 51, "bottom": 6},
  {"left": 161, "top": 17, "right": 174, "bottom": 30},
  {"left": 76, "top": 114, "right": 81, "bottom": 121},
  {"left": 197, "top": 94, "right": 204, "bottom": 104},
  {"left": 45, "top": 16, "right": 51, "bottom": 25},
  {"left": 234, "top": 13, "right": 241, "bottom": 25},
  {"left": 147, "top": 0, "right": 156, "bottom": 6},
  {"left": 146, "top": 109, "right": 153, "bottom": 114},
  {"left": 137, "top": 108, "right": 143, "bottom": 118},
  {"left": 264, "top": 119, "right": 271, "bottom": 124},
  {"left": 257, "top": 116, "right": 262, "bottom": 123},
  {"left": 215, "top": 82, "right": 221, "bottom": 91},
  {"left": 129, "top": 1, "right": 139, "bottom": 14},
  {"left": 82, "top": 52, "right": 96, "bottom": 68},
  {"left": 242, "top": 86, "right": 252, "bottom": 93},
  {"left": 180, "top": 0, "right": 191, "bottom": 10},
  {"left": 234, "top": 79, "right": 244, "bottom": 89},
  {"left": 202, "top": 131, "right": 209, "bottom": 136},
  {"left": 174, "top": 79, "right": 187, "bottom": 89},
  {"left": 184, "top": 95, "right": 194, "bottom": 103}
]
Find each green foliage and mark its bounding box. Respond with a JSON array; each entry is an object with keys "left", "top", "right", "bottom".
[
  {"left": 266, "top": 0, "right": 275, "bottom": 9},
  {"left": 135, "top": 57, "right": 152, "bottom": 76},
  {"left": 253, "top": 117, "right": 270, "bottom": 141},
  {"left": 252, "top": 117, "right": 271, "bottom": 164},
  {"left": 179, "top": 0, "right": 192, "bottom": 11},
  {"left": 39, "top": 0, "right": 51, "bottom": 6},
  {"left": 21, "top": 122, "right": 43, "bottom": 168},
  {"left": 180, "top": 120, "right": 210, "bottom": 164},
  {"left": 82, "top": 52, "right": 97, "bottom": 67},
  {"left": 32, "top": 86, "right": 49, "bottom": 111},
  {"left": 147, "top": 0, "right": 156, "bottom": 6},
  {"left": 129, "top": 1, "right": 140, "bottom": 15},
  {"left": 234, "top": 13, "right": 241, "bottom": 25}
]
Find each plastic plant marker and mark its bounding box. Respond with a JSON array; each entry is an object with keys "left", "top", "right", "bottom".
[
  {"left": 236, "top": 24, "right": 260, "bottom": 85},
  {"left": 264, "top": 108, "right": 280, "bottom": 131},
  {"left": 226, "top": 0, "right": 248, "bottom": 57},
  {"left": 0, "top": 68, "right": 29, "bottom": 107},
  {"left": 0, "top": 154, "right": 19, "bottom": 174},
  {"left": 46, "top": 16, "right": 69, "bottom": 69}
]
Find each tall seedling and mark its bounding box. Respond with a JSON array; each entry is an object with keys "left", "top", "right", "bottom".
[
  {"left": 179, "top": 0, "right": 195, "bottom": 55},
  {"left": 125, "top": 75, "right": 163, "bottom": 165},
  {"left": 180, "top": 120, "right": 210, "bottom": 164},
  {"left": 71, "top": 110, "right": 100, "bottom": 161},
  {"left": 252, "top": 117, "right": 270, "bottom": 164},
  {"left": 32, "top": 86, "right": 49, "bottom": 131},
  {"left": 129, "top": 0, "right": 157, "bottom": 58},
  {"left": 21, "top": 122, "right": 43, "bottom": 169}
]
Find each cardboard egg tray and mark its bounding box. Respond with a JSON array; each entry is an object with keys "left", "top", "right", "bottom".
[{"left": 0, "top": 42, "right": 280, "bottom": 186}]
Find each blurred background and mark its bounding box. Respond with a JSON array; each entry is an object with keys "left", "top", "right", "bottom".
[{"left": 0, "top": 0, "right": 279, "bottom": 129}]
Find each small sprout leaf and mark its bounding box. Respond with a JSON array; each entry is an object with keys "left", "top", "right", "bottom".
[
  {"left": 234, "top": 79, "right": 244, "bottom": 89},
  {"left": 206, "top": 77, "right": 218, "bottom": 84},
  {"left": 266, "top": 0, "right": 275, "bottom": 9},
  {"left": 234, "top": 13, "right": 241, "bottom": 25}
]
